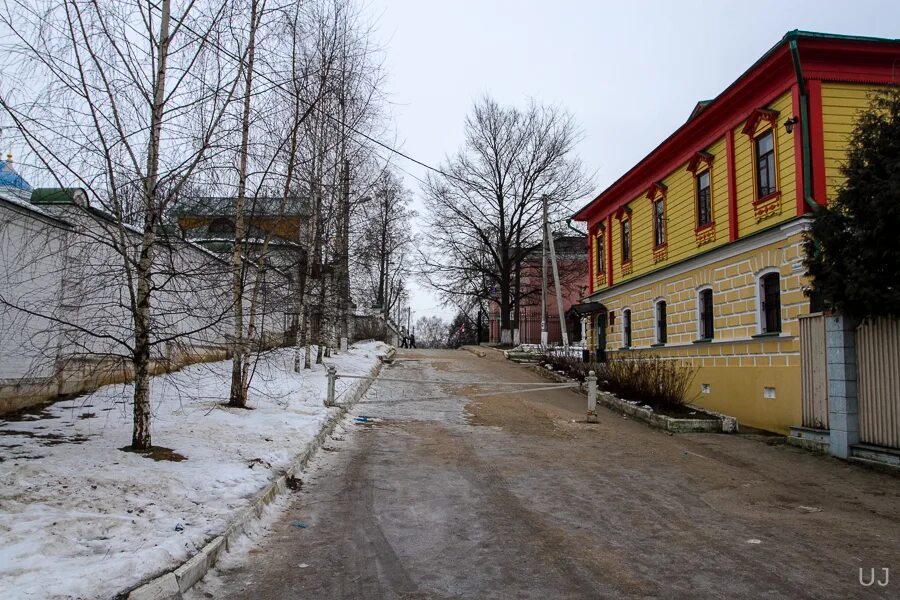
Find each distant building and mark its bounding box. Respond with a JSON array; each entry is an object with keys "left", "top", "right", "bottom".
[
  {"left": 488, "top": 234, "right": 588, "bottom": 345},
  {"left": 0, "top": 166, "right": 293, "bottom": 413},
  {"left": 175, "top": 196, "right": 309, "bottom": 274},
  {"left": 573, "top": 31, "right": 900, "bottom": 434}
]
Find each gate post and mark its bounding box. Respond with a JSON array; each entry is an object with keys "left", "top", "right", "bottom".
[
  {"left": 326, "top": 365, "right": 337, "bottom": 407},
  {"left": 826, "top": 313, "right": 859, "bottom": 458},
  {"left": 586, "top": 370, "right": 598, "bottom": 423}
]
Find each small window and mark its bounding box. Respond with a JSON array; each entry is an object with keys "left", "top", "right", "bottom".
[
  {"left": 698, "top": 289, "right": 714, "bottom": 339},
  {"left": 595, "top": 233, "right": 604, "bottom": 274},
  {"left": 621, "top": 218, "right": 631, "bottom": 263},
  {"left": 760, "top": 273, "right": 781, "bottom": 333},
  {"left": 655, "top": 300, "right": 667, "bottom": 344},
  {"left": 653, "top": 198, "right": 666, "bottom": 247},
  {"left": 623, "top": 309, "right": 632, "bottom": 348},
  {"left": 696, "top": 171, "right": 712, "bottom": 227},
  {"left": 755, "top": 130, "right": 777, "bottom": 198}
]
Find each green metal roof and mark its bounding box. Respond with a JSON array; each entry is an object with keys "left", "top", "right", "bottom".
[{"left": 30, "top": 188, "right": 87, "bottom": 205}]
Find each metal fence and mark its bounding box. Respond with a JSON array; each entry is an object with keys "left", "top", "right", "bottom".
[{"left": 489, "top": 314, "right": 562, "bottom": 344}]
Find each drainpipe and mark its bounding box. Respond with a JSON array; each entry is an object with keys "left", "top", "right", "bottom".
[{"left": 789, "top": 38, "right": 820, "bottom": 212}]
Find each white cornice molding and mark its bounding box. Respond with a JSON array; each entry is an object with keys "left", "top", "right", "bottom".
[{"left": 588, "top": 217, "right": 812, "bottom": 302}]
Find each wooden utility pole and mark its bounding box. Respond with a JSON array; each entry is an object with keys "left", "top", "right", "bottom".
[
  {"left": 540, "top": 194, "right": 549, "bottom": 346},
  {"left": 337, "top": 158, "right": 350, "bottom": 351},
  {"left": 546, "top": 195, "right": 569, "bottom": 347}
]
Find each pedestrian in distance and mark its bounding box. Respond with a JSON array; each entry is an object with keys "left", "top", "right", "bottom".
[{"left": 409, "top": 334, "right": 416, "bottom": 348}]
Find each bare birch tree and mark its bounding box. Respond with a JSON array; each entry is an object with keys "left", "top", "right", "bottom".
[
  {"left": 0, "top": 0, "right": 245, "bottom": 450},
  {"left": 351, "top": 167, "right": 415, "bottom": 321}
]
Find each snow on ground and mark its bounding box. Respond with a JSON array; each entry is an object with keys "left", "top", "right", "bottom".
[
  {"left": 513, "top": 343, "right": 585, "bottom": 356},
  {"left": 0, "top": 341, "right": 388, "bottom": 600}
]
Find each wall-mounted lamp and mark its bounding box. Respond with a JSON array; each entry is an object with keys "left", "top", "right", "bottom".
[{"left": 784, "top": 116, "right": 799, "bottom": 134}]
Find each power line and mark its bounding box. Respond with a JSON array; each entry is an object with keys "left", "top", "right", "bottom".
[{"left": 129, "top": 3, "right": 457, "bottom": 185}]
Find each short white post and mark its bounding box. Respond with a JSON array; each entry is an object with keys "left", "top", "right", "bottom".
[
  {"left": 326, "top": 365, "right": 336, "bottom": 407},
  {"left": 586, "top": 370, "right": 598, "bottom": 423}
]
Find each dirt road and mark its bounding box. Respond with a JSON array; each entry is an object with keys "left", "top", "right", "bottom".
[{"left": 189, "top": 349, "right": 900, "bottom": 599}]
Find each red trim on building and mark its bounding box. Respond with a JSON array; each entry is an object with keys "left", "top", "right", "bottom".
[
  {"left": 725, "top": 129, "right": 738, "bottom": 241},
  {"left": 686, "top": 151, "right": 714, "bottom": 174},
  {"left": 807, "top": 79, "right": 828, "bottom": 205},
  {"left": 606, "top": 214, "right": 614, "bottom": 287},
  {"left": 791, "top": 84, "right": 807, "bottom": 215},
  {"left": 587, "top": 226, "right": 594, "bottom": 291},
  {"left": 572, "top": 33, "right": 900, "bottom": 225},
  {"left": 645, "top": 181, "right": 667, "bottom": 201},
  {"left": 741, "top": 108, "right": 779, "bottom": 137}
]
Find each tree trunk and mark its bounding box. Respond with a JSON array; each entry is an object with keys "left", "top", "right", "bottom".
[
  {"left": 303, "top": 304, "right": 313, "bottom": 369},
  {"left": 229, "top": 0, "right": 260, "bottom": 408},
  {"left": 512, "top": 266, "right": 521, "bottom": 346},
  {"left": 131, "top": 0, "right": 171, "bottom": 450},
  {"left": 499, "top": 277, "right": 512, "bottom": 345},
  {"left": 132, "top": 234, "right": 156, "bottom": 450}
]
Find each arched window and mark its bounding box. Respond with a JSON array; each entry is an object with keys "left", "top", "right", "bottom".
[
  {"left": 758, "top": 272, "right": 782, "bottom": 333},
  {"left": 623, "top": 308, "right": 632, "bottom": 348},
  {"left": 655, "top": 300, "right": 667, "bottom": 345},
  {"left": 697, "top": 288, "right": 714, "bottom": 340}
]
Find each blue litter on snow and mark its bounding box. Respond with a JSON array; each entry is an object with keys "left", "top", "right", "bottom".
[
  {"left": 355, "top": 416, "right": 370, "bottom": 423},
  {"left": 292, "top": 521, "right": 308, "bottom": 529}
]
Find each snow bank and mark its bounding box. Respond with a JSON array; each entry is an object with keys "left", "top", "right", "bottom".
[
  {"left": 513, "top": 343, "right": 585, "bottom": 357},
  {"left": 0, "top": 342, "right": 387, "bottom": 600}
]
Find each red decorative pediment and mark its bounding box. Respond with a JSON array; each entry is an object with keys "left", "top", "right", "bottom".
[
  {"left": 615, "top": 205, "right": 632, "bottom": 220},
  {"left": 686, "top": 151, "right": 715, "bottom": 174},
  {"left": 741, "top": 108, "right": 779, "bottom": 137},
  {"left": 645, "top": 182, "right": 667, "bottom": 202}
]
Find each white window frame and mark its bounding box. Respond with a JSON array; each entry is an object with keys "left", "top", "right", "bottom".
[
  {"left": 696, "top": 285, "right": 714, "bottom": 340},
  {"left": 622, "top": 307, "right": 632, "bottom": 348},
  {"left": 755, "top": 267, "right": 781, "bottom": 335},
  {"left": 654, "top": 298, "right": 667, "bottom": 345}
]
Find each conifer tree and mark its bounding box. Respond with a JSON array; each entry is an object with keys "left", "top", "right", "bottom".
[{"left": 805, "top": 89, "right": 900, "bottom": 319}]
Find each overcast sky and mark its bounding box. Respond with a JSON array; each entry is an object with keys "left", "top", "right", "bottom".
[{"left": 364, "top": 0, "right": 900, "bottom": 321}]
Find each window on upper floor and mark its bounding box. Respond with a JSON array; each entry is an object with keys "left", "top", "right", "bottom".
[
  {"left": 652, "top": 198, "right": 666, "bottom": 248},
  {"left": 698, "top": 288, "right": 714, "bottom": 340},
  {"left": 655, "top": 300, "right": 667, "bottom": 344},
  {"left": 594, "top": 232, "right": 604, "bottom": 274},
  {"left": 759, "top": 272, "right": 782, "bottom": 334},
  {"left": 621, "top": 218, "right": 631, "bottom": 263},
  {"left": 696, "top": 170, "right": 712, "bottom": 227},
  {"left": 755, "top": 129, "right": 777, "bottom": 198},
  {"left": 623, "top": 309, "right": 632, "bottom": 348}
]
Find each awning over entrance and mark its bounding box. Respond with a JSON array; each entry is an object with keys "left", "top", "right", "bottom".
[{"left": 566, "top": 302, "right": 607, "bottom": 318}]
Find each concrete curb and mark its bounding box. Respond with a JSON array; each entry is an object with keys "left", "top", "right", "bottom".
[
  {"left": 527, "top": 363, "right": 737, "bottom": 434},
  {"left": 123, "top": 347, "right": 392, "bottom": 600}
]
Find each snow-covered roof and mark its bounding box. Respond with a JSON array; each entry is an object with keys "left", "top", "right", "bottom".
[{"left": 0, "top": 187, "right": 71, "bottom": 226}]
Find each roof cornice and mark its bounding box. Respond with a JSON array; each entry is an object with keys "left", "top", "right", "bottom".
[{"left": 573, "top": 31, "right": 900, "bottom": 224}]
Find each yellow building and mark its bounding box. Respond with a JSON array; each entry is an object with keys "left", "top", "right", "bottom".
[{"left": 573, "top": 31, "right": 900, "bottom": 434}]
